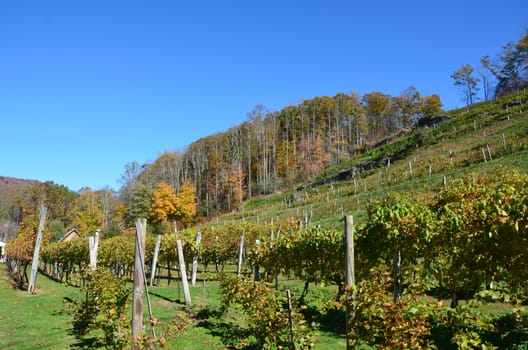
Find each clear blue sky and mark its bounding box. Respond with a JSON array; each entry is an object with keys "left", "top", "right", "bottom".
[{"left": 1, "top": 1, "right": 527, "bottom": 192}]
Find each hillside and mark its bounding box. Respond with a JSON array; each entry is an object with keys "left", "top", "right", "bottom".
[
  {"left": 0, "top": 176, "right": 36, "bottom": 209},
  {"left": 212, "top": 90, "right": 528, "bottom": 229},
  {"left": 0, "top": 176, "right": 37, "bottom": 240}
]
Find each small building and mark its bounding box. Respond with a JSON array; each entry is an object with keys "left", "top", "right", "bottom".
[{"left": 58, "top": 228, "right": 80, "bottom": 243}]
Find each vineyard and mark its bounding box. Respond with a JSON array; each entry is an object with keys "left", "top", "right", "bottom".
[{"left": 2, "top": 90, "right": 528, "bottom": 349}]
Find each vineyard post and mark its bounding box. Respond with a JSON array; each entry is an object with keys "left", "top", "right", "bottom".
[
  {"left": 481, "top": 147, "right": 488, "bottom": 162},
  {"left": 254, "top": 239, "right": 261, "bottom": 282},
  {"left": 177, "top": 239, "right": 192, "bottom": 306},
  {"left": 88, "top": 230, "right": 99, "bottom": 271},
  {"left": 270, "top": 230, "right": 279, "bottom": 289},
  {"left": 237, "top": 231, "right": 245, "bottom": 276},
  {"left": 191, "top": 231, "right": 202, "bottom": 286},
  {"left": 132, "top": 218, "right": 147, "bottom": 348},
  {"left": 28, "top": 206, "right": 47, "bottom": 294},
  {"left": 286, "top": 289, "right": 294, "bottom": 346},
  {"left": 345, "top": 215, "right": 355, "bottom": 350},
  {"left": 150, "top": 235, "right": 162, "bottom": 287},
  {"left": 88, "top": 236, "right": 95, "bottom": 270},
  {"left": 392, "top": 251, "right": 402, "bottom": 301}
]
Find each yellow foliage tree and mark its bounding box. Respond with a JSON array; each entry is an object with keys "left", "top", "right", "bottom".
[
  {"left": 72, "top": 188, "right": 103, "bottom": 235},
  {"left": 174, "top": 182, "right": 196, "bottom": 228},
  {"left": 149, "top": 182, "right": 177, "bottom": 224}
]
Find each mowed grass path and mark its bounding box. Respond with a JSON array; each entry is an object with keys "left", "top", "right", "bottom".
[
  {"left": 0, "top": 265, "right": 78, "bottom": 349},
  {"left": 0, "top": 264, "right": 345, "bottom": 349}
]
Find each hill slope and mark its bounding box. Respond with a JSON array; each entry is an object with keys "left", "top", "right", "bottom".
[{"left": 213, "top": 90, "right": 528, "bottom": 229}]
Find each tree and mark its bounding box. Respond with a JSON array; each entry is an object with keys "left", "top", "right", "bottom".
[
  {"left": 363, "top": 91, "right": 391, "bottom": 139},
  {"left": 149, "top": 182, "right": 177, "bottom": 224},
  {"left": 71, "top": 188, "right": 103, "bottom": 235},
  {"left": 479, "top": 55, "right": 495, "bottom": 101},
  {"left": 391, "top": 87, "right": 421, "bottom": 128},
  {"left": 125, "top": 184, "right": 152, "bottom": 226},
  {"left": 417, "top": 94, "right": 443, "bottom": 125},
  {"left": 174, "top": 182, "right": 196, "bottom": 228},
  {"left": 493, "top": 38, "right": 528, "bottom": 96},
  {"left": 451, "top": 64, "right": 480, "bottom": 106}
]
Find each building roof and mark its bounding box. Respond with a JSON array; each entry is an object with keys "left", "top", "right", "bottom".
[{"left": 58, "top": 228, "right": 80, "bottom": 243}]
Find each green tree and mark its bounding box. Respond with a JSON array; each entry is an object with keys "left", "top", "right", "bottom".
[
  {"left": 125, "top": 184, "right": 152, "bottom": 226},
  {"left": 493, "top": 37, "right": 528, "bottom": 96}
]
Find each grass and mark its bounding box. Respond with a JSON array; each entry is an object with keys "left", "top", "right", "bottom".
[
  {"left": 2, "top": 263, "right": 527, "bottom": 349},
  {"left": 0, "top": 265, "right": 78, "bottom": 349},
  {"left": 0, "top": 265, "right": 348, "bottom": 349}
]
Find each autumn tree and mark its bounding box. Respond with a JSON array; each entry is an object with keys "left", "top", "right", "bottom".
[
  {"left": 149, "top": 182, "right": 177, "bottom": 224},
  {"left": 417, "top": 94, "right": 443, "bottom": 126},
  {"left": 174, "top": 182, "right": 196, "bottom": 228},
  {"left": 363, "top": 91, "right": 391, "bottom": 139},
  {"left": 72, "top": 188, "right": 103, "bottom": 235},
  {"left": 139, "top": 151, "right": 183, "bottom": 192},
  {"left": 391, "top": 87, "right": 421, "bottom": 128}
]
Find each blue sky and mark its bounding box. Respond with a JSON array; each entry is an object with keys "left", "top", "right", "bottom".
[{"left": 1, "top": 1, "right": 527, "bottom": 192}]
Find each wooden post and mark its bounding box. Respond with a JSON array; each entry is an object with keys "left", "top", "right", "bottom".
[
  {"left": 237, "top": 232, "right": 245, "bottom": 276},
  {"left": 392, "top": 251, "right": 402, "bottom": 301},
  {"left": 88, "top": 230, "right": 99, "bottom": 271},
  {"left": 28, "top": 206, "right": 47, "bottom": 294},
  {"left": 481, "top": 147, "right": 488, "bottom": 162},
  {"left": 254, "top": 239, "right": 261, "bottom": 282},
  {"left": 345, "top": 215, "right": 355, "bottom": 350},
  {"left": 177, "top": 239, "right": 192, "bottom": 306},
  {"left": 150, "top": 235, "right": 162, "bottom": 287},
  {"left": 88, "top": 236, "right": 96, "bottom": 270},
  {"left": 286, "top": 289, "right": 294, "bottom": 347},
  {"left": 132, "top": 218, "right": 147, "bottom": 349},
  {"left": 191, "top": 231, "right": 202, "bottom": 286}
]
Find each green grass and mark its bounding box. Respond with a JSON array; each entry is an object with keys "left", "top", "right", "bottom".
[
  {"left": 0, "top": 265, "right": 78, "bottom": 349},
  {"left": 0, "top": 265, "right": 348, "bottom": 349}
]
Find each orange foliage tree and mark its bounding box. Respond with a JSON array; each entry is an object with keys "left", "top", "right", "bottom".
[{"left": 149, "top": 182, "right": 177, "bottom": 224}]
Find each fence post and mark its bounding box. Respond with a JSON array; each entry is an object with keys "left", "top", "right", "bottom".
[
  {"left": 28, "top": 206, "right": 47, "bottom": 294},
  {"left": 177, "top": 239, "right": 192, "bottom": 306},
  {"left": 132, "top": 218, "right": 147, "bottom": 349},
  {"left": 88, "top": 230, "right": 99, "bottom": 271},
  {"left": 191, "top": 231, "right": 202, "bottom": 286},
  {"left": 345, "top": 215, "right": 355, "bottom": 350},
  {"left": 237, "top": 232, "right": 245, "bottom": 276},
  {"left": 150, "top": 235, "right": 162, "bottom": 287}
]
